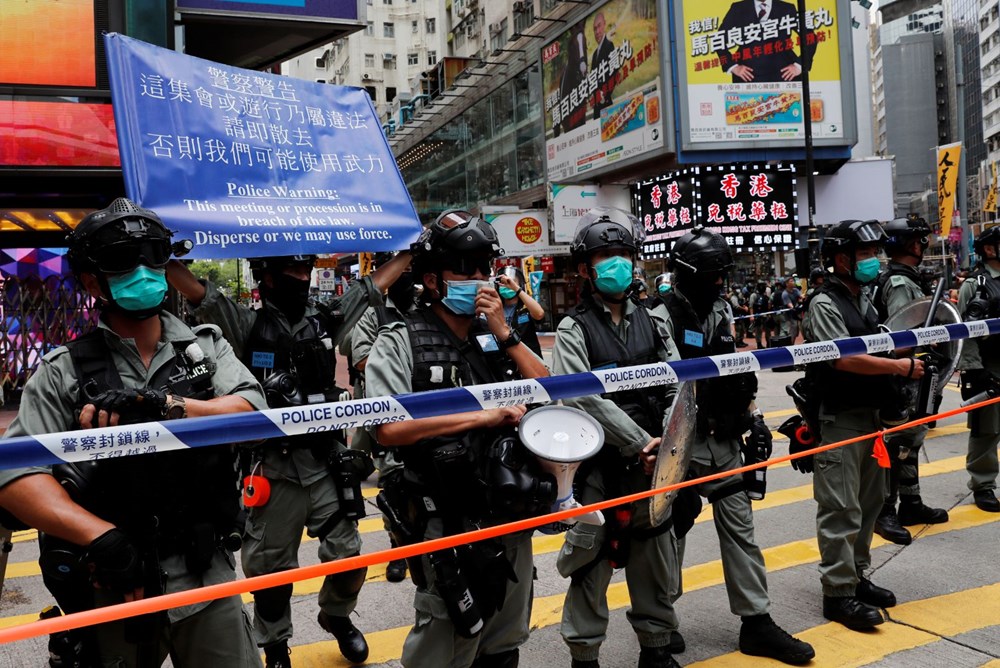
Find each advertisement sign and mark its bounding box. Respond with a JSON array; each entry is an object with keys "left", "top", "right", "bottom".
[
  {"left": 674, "top": 0, "right": 852, "bottom": 151},
  {"left": 985, "top": 161, "right": 997, "bottom": 215},
  {"left": 636, "top": 170, "right": 698, "bottom": 260},
  {"left": 0, "top": 101, "right": 119, "bottom": 168},
  {"left": 551, "top": 183, "right": 631, "bottom": 243},
  {"left": 105, "top": 34, "right": 421, "bottom": 259},
  {"left": 699, "top": 165, "right": 797, "bottom": 251},
  {"left": 175, "top": 0, "right": 359, "bottom": 21},
  {"left": 542, "top": 0, "right": 664, "bottom": 182},
  {"left": 318, "top": 269, "right": 337, "bottom": 291},
  {"left": 936, "top": 142, "right": 961, "bottom": 236},
  {"left": 485, "top": 211, "right": 570, "bottom": 257},
  {"left": 0, "top": 0, "right": 96, "bottom": 87}
]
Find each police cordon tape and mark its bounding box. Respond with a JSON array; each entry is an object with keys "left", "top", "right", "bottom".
[
  {"left": 731, "top": 305, "right": 797, "bottom": 321},
  {"left": 1, "top": 317, "right": 998, "bottom": 471},
  {"left": 1, "top": 392, "right": 997, "bottom": 645}
]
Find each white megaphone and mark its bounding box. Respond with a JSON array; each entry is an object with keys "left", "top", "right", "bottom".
[{"left": 518, "top": 405, "right": 605, "bottom": 526}]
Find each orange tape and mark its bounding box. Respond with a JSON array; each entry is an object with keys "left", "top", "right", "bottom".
[{"left": 0, "top": 392, "right": 996, "bottom": 646}]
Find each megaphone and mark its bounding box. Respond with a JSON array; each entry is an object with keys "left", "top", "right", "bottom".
[{"left": 518, "top": 405, "right": 605, "bottom": 526}]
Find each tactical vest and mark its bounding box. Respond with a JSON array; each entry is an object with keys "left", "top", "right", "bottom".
[
  {"left": 56, "top": 328, "right": 239, "bottom": 561},
  {"left": 506, "top": 304, "right": 542, "bottom": 357},
  {"left": 965, "top": 268, "right": 1000, "bottom": 358},
  {"left": 873, "top": 262, "right": 930, "bottom": 323},
  {"left": 571, "top": 299, "right": 668, "bottom": 437},
  {"left": 807, "top": 279, "right": 894, "bottom": 412},
  {"left": 664, "top": 293, "right": 756, "bottom": 438}
]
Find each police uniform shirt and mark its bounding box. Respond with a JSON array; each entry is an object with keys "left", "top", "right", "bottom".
[
  {"left": 193, "top": 277, "right": 381, "bottom": 485},
  {"left": 0, "top": 312, "right": 266, "bottom": 622},
  {"left": 555, "top": 298, "right": 680, "bottom": 458},
  {"left": 882, "top": 268, "right": 925, "bottom": 320},
  {"left": 959, "top": 263, "right": 1000, "bottom": 374},
  {"left": 351, "top": 297, "right": 405, "bottom": 366}
]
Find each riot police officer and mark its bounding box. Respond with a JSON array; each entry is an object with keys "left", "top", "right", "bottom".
[
  {"left": 957, "top": 227, "right": 1000, "bottom": 512},
  {"left": 872, "top": 216, "right": 949, "bottom": 546},
  {"left": 167, "top": 250, "right": 411, "bottom": 667},
  {"left": 655, "top": 228, "right": 814, "bottom": 665},
  {"left": 801, "top": 219, "right": 924, "bottom": 630},
  {"left": 497, "top": 267, "right": 545, "bottom": 356},
  {"left": 553, "top": 208, "right": 683, "bottom": 668},
  {"left": 0, "top": 198, "right": 267, "bottom": 667},
  {"left": 364, "top": 210, "right": 549, "bottom": 668}
]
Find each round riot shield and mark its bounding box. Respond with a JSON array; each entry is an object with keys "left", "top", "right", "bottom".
[
  {"left": 883, "top": 296, "right": 963, "bottom": 383},
  {"left": 649, "top": 381, "right": 697, "bottom": 527}
]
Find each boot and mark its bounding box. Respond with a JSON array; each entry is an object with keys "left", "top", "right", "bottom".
[
  {"left": 385, "top": 558, "right": 408, "bottom": 583},
  {"left": 264, "top": 640, "right": 292, "bottom": 668},
  {"left": 873, "top": 505, "right": 911, "bottom": 545},
  {"left": 667, "top": 630, "right": 685, "bottom": 654},
  {"left": 973, "top": 489, "right": 1000, "bottom": 512},
  {"left": 822, "top": 596, "right": 884, "bottom": 630},
  {"left": 317, "top": 611, "right": 369, "bottom": 664},
  {"left": 739, "top": 614, "right": 815, "bottom": 665},
  {"left": 897, "top": 497, "right": 949, "bottom": 525},
  {"left": 856, "top": 578, "right": 896, "bottom": 608},
  {"left": 637, "top": 645, "right": 681, "bottom": 668},
  {"left": 570, "top": 660, "right": 599, "bottom": 668}
]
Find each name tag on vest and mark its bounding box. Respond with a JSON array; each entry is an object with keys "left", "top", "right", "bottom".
[
  {"left": 252, "top": 351, "right": 275, "bottom": 369},
  {"left": 684, "top": 330, "right": 705, "bottom": 348}
]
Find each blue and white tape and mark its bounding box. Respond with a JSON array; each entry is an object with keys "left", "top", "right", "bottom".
[{"left": 2, "top": 318, "right": 998, "bottom": 471}]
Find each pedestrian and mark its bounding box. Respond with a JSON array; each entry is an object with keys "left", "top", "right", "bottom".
[
  {"left": 364, "top": 210, "right": 549, "bottom": 668},
  {"left": 800, "top": 219, "right": 923, "bottom": 630},
  {"left": 871, "top": 215, "right": 949, "bottom": 546},
  {"left": 0, "top": 198, "right": 266, "bottom": 667},
  {"left": 957, "top": 227, "right": 1000, "bottom": 512},
  {"left": 167, "top": 249, "right": 411, "bottom": 667},
  {"left": 751, "top": 282, "right": 771, "bottom": 348},
  {"left": 553, "top": 208, "right": 684, "bottom": 668},
  {"left": 655, "top": 228, "right": 815, "bottom": 665}
]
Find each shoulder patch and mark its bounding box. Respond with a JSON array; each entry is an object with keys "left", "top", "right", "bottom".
[{"left": 889, "top": 275, "right": 907, "bottom": 287}]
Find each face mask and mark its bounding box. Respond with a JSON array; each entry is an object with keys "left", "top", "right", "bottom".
[
  {"left": 678, "top": 278, "right": 723, "bottom": 318},
  {"left": 441, "top": 280, "right": 486, "bottom": 316},
  {"left": 853, "top": 257, "right": 881, "bottom": 284},
  {"left": 499, "top": 286, "right": 518, "bottom": 300},
  {"left": 107, "top": 266, "right": 167, "bottom": 315},
  {"left": 592, "top": 256, "right": 634, "bottom": 295},
  {"left": 269, "top": 272, "right": 311, "bottom": 323},
  {"left": 657, "top": 283, "right": 671, "bottom": 295}
]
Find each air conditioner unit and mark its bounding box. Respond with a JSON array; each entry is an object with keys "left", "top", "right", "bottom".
[
  {"left": 513, "top": 0, "right": 525, "bottom": 12},
  {"left": 490, "top": 22, "right": 501, "bottom": 33},
  {"left": 363, "top": 73, "right": 372, "bottom": 80},
  {"left": 384, "top": 53, "right": 397, "bottom": 60}
]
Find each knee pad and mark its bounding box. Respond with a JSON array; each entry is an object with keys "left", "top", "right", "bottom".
[
  {"left": 253, "top": 583, "right": 293, "bottom": 622},
  {"left": 325, "top": 555, "right": 367, "bottom": 599},
  {"left": 473, "top": 648, "right": 519, "bottom": 668}
]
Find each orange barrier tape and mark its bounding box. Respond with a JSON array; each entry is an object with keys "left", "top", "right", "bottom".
[{"left": 0, "top": 393, "right": 996, "bottom": 645}]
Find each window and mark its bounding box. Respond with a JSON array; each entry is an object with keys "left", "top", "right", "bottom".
[
  {"left": 412, "top": 20, "right": 419, "bottom": 33},
  {"left": 365, "top": 21, "right": 373, "bottom": 36},
  {"left": 490, "top": 18, "right": 508, "bottom": 52},
  {"left": 384, "top": 22, "right": 394, "bottom": 37},
  {"left": 364, "top": 86, "right": 377, "bottom": 100},
  {"left": 426, "top": 17, "right": 436, "bottom": 33},
  {"left": 365, "top": 53, "right": 375, "bottom": 67},
  {"left": 315, "top": 79, "right": 327, "bottom": 84},
  {"left": 383, "top": 0, "right": 392, "bottom": 4},
  {"left": 408, "top": 52, "right": 420, "bottom": 65},
  {"left": 427, "top": 50, "right": 437, "bottom": 65},
  {"left": 387, "top": 87, "right": 397, "bottom": 102},
  {"left": 314, "top": 56, "right": 325, "bottom": 69},
  {"left": 383, "top": 53, "right": 397, "bottom": 70}
]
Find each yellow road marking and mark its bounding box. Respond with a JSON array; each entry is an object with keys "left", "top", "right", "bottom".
[
  {"left": 691, "top": 581, "right": 1000, "bottom": 667},
  {"left": 284, "top": 505, "right": 1000, "bottom": 667}
]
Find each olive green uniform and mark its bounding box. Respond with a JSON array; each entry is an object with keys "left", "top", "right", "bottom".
[
  {"left": 193, "top": 278, "right": 380, "bottom": 647},
  {"left": 656, "top": 295, "right": 771, "bottom": 618},
  {"left": 958, "top": 265, "right": 1000, "bottom": 492},
  {"left": 881, "top": 270, "right": 930, "bottom": 499},
  {"left": 802, "top": 290, "right": 888, "bottom": 597},
  {"left": 365, "top": 321, "right": 537, "bottom": 668},
  {"left": 554, "top": 298, "right": 683, "bottom": 662},
  {"left": 1, "top": 313, "right": 266, "bottom": 667}
]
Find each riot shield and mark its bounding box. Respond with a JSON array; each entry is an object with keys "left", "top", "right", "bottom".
[{"left": 649, "top": 381, "right": 697, "bottom": 527}]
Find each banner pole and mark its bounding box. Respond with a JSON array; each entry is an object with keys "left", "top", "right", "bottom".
[{"left": 795, "top": 0, "right": 818, "bottom": 267}]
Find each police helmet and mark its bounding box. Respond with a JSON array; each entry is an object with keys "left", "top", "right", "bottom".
[
  {"left": 809, "top": 267, "right": 826, "bottom": 283},
  {"left": 411, "top": 209, "right": 502, "bottom": 277},
  {"left": 820, "top": 219, "right": 886, "bottom": 269},
  {"left": 654, "top": 273, "right": 672, "bottom": 292},
  {"left": 570, "top": 207, "right": 642, "bottom": 263},
  {"left": 67, "top": 198, "right": 184, "bottom": 275},
  {"left": 667, "top": 227, "right": 734, "bottom": 276},
  {"left": 974, "top": 226, "right": 1000, "bottom": 257},
  {"left": 883, "top": 215, "right": 931, "bottom": 254},
  {"left": 249, "top": 255, "right": 318, "bottom": 282}
]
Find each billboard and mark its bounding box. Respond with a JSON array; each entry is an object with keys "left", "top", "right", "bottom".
[
  {"left": 175, "top": 0, "right": 359, "bottom": 21},
  {"left": 636, "top": 170, "right": 698, "bottom": 259},
  {"left": 551, "top": 183, "right": 631, "bottom": 243},
  {"left": 485, "top": 211, "right": 570, "bottom": 257},
  {"left": 673, "top": 0, "right": 854, "bottom": 152},
  {"left": 0, "top": 101, "right": 119, "bottom": 168},
  {"left": 0, "top": 0, "right": 96, "bottom": 87},
  {"left": 542, "top": 0, "right": 665, "bottom": 182}
]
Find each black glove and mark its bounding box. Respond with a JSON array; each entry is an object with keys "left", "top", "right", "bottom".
[
  {"left": 960, "top": 369, "right": 996, "bottom": 401},
  {"left": 777, "top": 415, "right": 814, "bottom": 474},
  {"left": 747, "top": 415, "right": 773, "bottom": 461},
  {"left": 84, "top": 528, "right": 144, "bottom": 595},
  {"left": 85, "top": 388, "right": 167, "bottom": 423}
]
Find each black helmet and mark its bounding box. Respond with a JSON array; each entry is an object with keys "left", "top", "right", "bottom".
[
  {"left": 809, "top": 267, "right": 826, "bottom": 282},
  {"left": 667, "top": 227, "right": 734, "bottom": 276},
  {"left": 67, "top": 198, "right": 182, "bottom": 275},
  {"left": 820, "top": 219, "right": 886, "bottom": 269},
  {"left": 411, "top": 209, "right": 502, "bottom": 276},
  {"left": 570, "top": 207, "right": 641, "bottom": 263},
  {"left": 249, "top": 255, "right": 317, "bottom": 282},
  {"left": 883, "top": 215, "right": 931, "bottom": 254},
  {"left": 974, "top": 226, "right": 1000, "bottom": 256}
]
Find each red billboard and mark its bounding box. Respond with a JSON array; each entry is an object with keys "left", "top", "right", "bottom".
[{"left": 0, "top": 101, "right": 119, "bottom": 167}]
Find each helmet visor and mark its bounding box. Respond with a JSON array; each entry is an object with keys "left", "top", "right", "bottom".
[
  {"left": 441, "top": 253, "right": 492, "bottom": 277},
  {"left": 854, "top": 220, "right": 887, "bottom": 244},
  {"left": 573, "top": 207, "right": 646, "bottom": 246},
  {"left": 89, "top": 238, "right": 173, "bottom": 274}
]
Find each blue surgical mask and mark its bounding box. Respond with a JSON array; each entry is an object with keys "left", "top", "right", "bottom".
[
  {"left": 499, "top": 286, "right": 518, "bottom": 300},
  {"left": 657, "top": 283, "right": 671, "bottom": 295},
  {"left": 107, "top": 266, "right": 168, "bottom": 313},
  {"left": 593, "top": 256, "right": 634, "bottom": 295},
  {"left": 853, "top": 257, "right": 881, "bottom": 284},
  {"left": 441, "top": 280, "right": 485, "bottom": 316}
]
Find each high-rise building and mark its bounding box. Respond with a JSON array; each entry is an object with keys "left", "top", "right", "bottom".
[{"left": 975, "top": 0, "right": 1000, "bottom": 213}]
